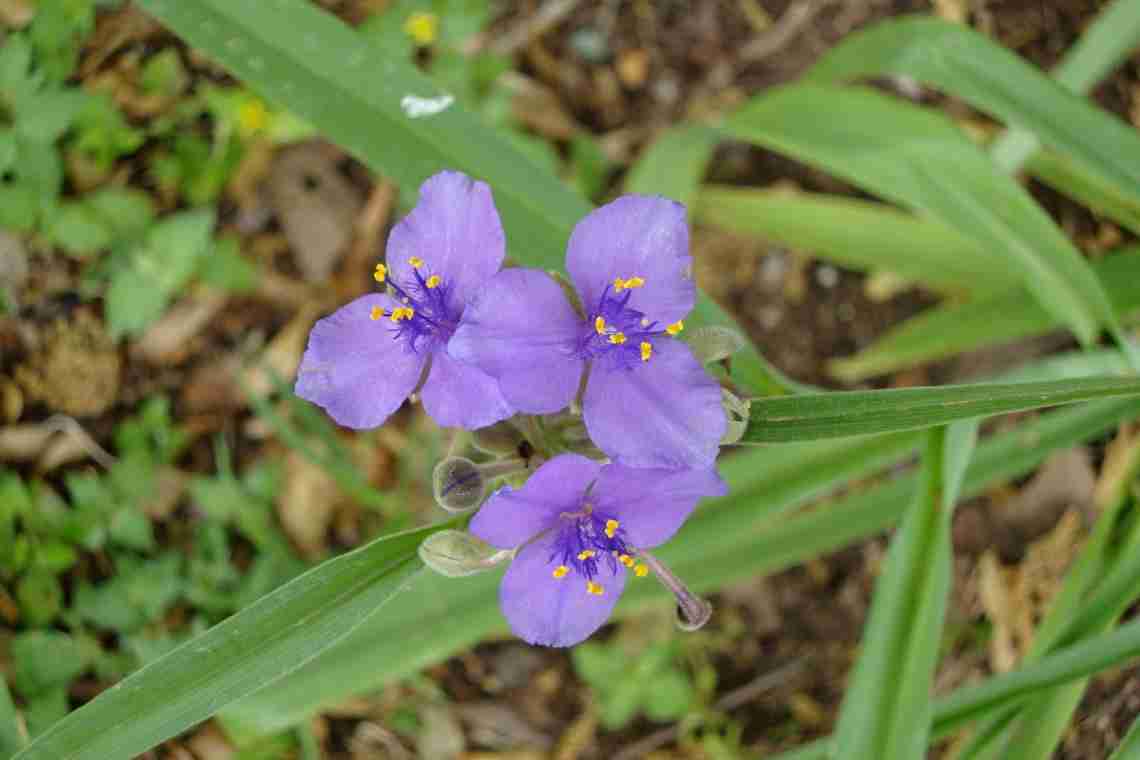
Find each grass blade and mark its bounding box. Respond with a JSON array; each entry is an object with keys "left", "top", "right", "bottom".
[
  {"left": 135, "top": 0, "right": 794, "bottom": 398},
  {"left": 12, "top": 521, "right": 453, "bottom": 760},
  {"left": 723, "top": 84, "right": 1128, "bottom": 357},
  {"left": 741, "top": 377, "right": 1140, "bottom": 443},
  {"left": 694, "top": 186, "right": 1012, "bottom": 295},
  {"left": 833, "top": 422, "right": 976, "bottom": 759},
  {"left": 806, "top": 17, "right": 1140, "bottom": 206},
  {"left": 624, "top": 124, "right": 718, "bottom": 208},
  {"left": 829, "top": 247, "right": 1140, "bottom": 382}
]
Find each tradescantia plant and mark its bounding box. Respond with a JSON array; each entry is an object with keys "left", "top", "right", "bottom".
[{"left": 12, "top": 1, "right": 1140, "bottom": 759}]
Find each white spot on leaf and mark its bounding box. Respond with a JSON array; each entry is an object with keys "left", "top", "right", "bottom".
[{"left": 400, "top": 94, "right": 454, "bottom": 119}]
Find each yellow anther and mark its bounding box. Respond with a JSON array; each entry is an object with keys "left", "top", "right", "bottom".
[
  {"left": 369, "top": 306, "right": 385, "bottom": 321},
  {"left": 373, "top": 263, "right": 387, "bottom": 283},
  {"left": 634, "top": 564, "right": 649, "bottom": 578},
  {"left": 666, "top": 320, "right": 684, "bottom": 335},
  {"left": 577, "top": 549, "right": 596, "bottom": 561},
  {"left": 640, "top": 341, "right": 652, "bottom": 362},
  {"left": 624, "top": 276, "right": 645, "bottom": 289},
  {"left": 408, "top": 256, "right": 424, "bottom": 268},
  {"left": 426, "top": 274, "right": 441, "bottom": 289},
  {"left": 586, "top": 581, "right": 604, "bottom": 596},
  {"left": 594, "top": 316, "right": 606, "bottom": 334},
  {"left": 604, "top": 519, "right": 619, "bottom": 538},
  {"left": 389, "top": 306, "right": 414, "bottom": 322},
  {"left": 618, "top": 554, "right": 635, "bottom": 568},
  {"left": 403, "top": 11, "right": 439, "bottom": 46},
  {"left": 552, "top": 565, "right": 570, "bottom": 579},
  {"left": 612, "top": 277, "right": 626, "bottom": 292},
  {"left": 608, "top": 332, "right": 627, "bottom": 345}
]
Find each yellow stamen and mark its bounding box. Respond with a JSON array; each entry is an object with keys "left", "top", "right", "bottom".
[
  {"left": 594, "top": 316, "right": 606, "bottom": 334},
  {"left": 403, "top": 11, "right": 439, "bottom": 46},
  {"left": 586, "top": 581, "right": 604, "bottom": 596},
  {"left": 612, "top": 277, "right": 626, "bottom": 292},
  {"left": 608, "top": 332, "right": 627, "bottom": 345},
  {"left": 623, "top": 276, "right": 645, "bottom": 289},
  {"left": 604, "top": 519, "right": 619, "bottom": 538},
  {"left": 666, "top": 320, "right": 684, "bottom": 335},
  {"left": 618, "top": 554, "right": 635, "bottom": 568},
  {"left": 640, "top": 341, "right": 652, "bottom": 362},
  {"left": 408, "top": 256, "right": 424, "bottom": 268},
  {"left": 634, "top": 564, "right": 649, "bottom": 578},
  {"left": 373, "top": 263, "right": 387, "bottom": 283},
  {"left": 426, "top": 274, "right": 441, "bottom": 289},
  {"left": 369, "top": 306, "right": 385, "bottom": 321},
  {"left": 577, "top": 549, "right": 596, "bottom": 561},
  {"left": 552, "top": 565, "right": 569, "bottom": 579}
]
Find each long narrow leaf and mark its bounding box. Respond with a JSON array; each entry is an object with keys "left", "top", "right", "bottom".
[
  {"left": 228, "top": 397, "right": 1140, "bottom": 731},
  {"left": 13, "top": 521, "right": 451, "bottom": 760},
  {"left": 741, "top": 377, "right": 1140, "bottom": 443},
  {"left": 806, "top": 17, "right": 1140, "bottom": 208},
  {"left": 694, "top": 186, "right": 1012, "bottom": 295},
  {"left": 833, "top": 422, "right": 975, "bottom": 758},
  {"left": 625, "top": 124, "right": 719, "bottom": 208},
  {"left": 135, "top": 0, "right": 795, "bottom": 398},
  {"left": 723, "top": 84, "right": 1127, "bottom": 356},
  {"left": 830, "top": 247, "right": 1140, "bottom": 382}
]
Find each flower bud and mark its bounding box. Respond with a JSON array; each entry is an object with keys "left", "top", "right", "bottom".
[
  {"left": 637, "top": 551, "right": 714, "bottom": 633},
  {"left": 686, "top": 325, "right": 746, "bottom": 365},
  {"left": 419, "top": 530, "right": 510, "bottom": 577},
  {"left": 720, "top": 388, "right": 750, "bottom": 445},
  {"left": 470, "top": 420, "right": 526, "bottom": 456},
  {"left": 432, "top": 456, "right": 485, "bottom": 513}
]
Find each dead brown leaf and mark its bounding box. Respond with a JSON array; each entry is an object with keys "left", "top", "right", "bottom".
[
  {"left": 277, "top": 449, "right": 339, "bottom": 559},
  {"left": 267, "top": 142, "right": 363, "bottom": 282},
  {"left": 132, "top": 292, "right": 228, "bottom": 365}
]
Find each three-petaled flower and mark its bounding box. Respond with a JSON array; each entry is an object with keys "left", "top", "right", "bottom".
[
  {"left": 450, "top": 195, "right": 726, "bottom": 468},
  {"left": 295, "top": 171, "right": 513, "bottom": 430},
  {"left": 470, "top": 453, "right": 726, "bottom": 647}
]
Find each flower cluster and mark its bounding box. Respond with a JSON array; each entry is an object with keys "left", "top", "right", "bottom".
[{"left": 296, "top": 170, "right": 730, "bottom": 646}]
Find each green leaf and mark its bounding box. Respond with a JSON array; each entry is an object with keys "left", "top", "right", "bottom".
[
  {"left": 225, "top": 397, "right": 1140, "bottom": 732},
  {"left": 72, "top": 554, "right": 182, "bottom": 633},
  {"left": 13, "top": 521, "right": 449, "bottom": 760},
  {"left": 10, "top": 632, "right": 90, "bottom": 697},
  {"left": 48, "top": 188, "right": 155, "bottom": 257},
  {"left": 741, "top": 377, "right": 1140, "bottom": 443},
  {"left": 694, "top": 185, "right": 1012, "bottom": 295},
  {"left": 829, "top": 246, "right": 1140, "bottom": 382},
  {"left": 625, "top": 125, "right": 718, "bottom": 208},
  {"left": 0, "top": 677, "right": 24, "bottom": 756},
  {"left": 806, "top": 17, "right": 1140, "bottom": 215},
  {"left": 197, "top": 236, "right": 257, "bottom": 292},
  {"left": 134, "top": 0, "right": 792, "bottom": 398},
  {"left": 833, "top": 423, "right": 975, "bottom": 759},
  {"left": 15, "top": 570, "right": 63, "bottom": 627},
  {"left": 723, "top": 84, "right": 1127, "bottom": 356},
  {"left": 643, "top": 668, "right": 695, "bottom": 722},
  {"left": 105, "top": 209, "right": 214, "bottom": 338}
]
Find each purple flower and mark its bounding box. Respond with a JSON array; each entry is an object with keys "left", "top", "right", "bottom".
[
  {"left": 295, "top": 171, "right": 513, "bottom": 430},
  {"left": 470, "top": 453, "right": 726, "bottom": 647},
  {"left": 450, "top": 196, "right": 726, "bottom": 468}
]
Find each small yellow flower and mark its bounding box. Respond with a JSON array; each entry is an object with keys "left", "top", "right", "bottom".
[
  {"left": 404, "top": 11, "right": 439, "bottom": 46},
  {"left": 237, "top": 99, "right": 269, "bottom": 137}
]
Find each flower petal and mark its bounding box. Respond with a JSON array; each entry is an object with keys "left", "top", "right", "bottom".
[
  {"left": 386, "top": 171, "right": 505, "bottom": 310},
  {"left": 594, "top": 464, "right": 727, "bottom": 549},
  {"left": 470, "top": 454, "right": 602, "bottom": 549},
  {"left": 500, "top": 532, "right": 625, "bottom": 647},
  {"left": 583, "top": 338, "right": 725, "bottom": 468},
  {"left": 565, "top": 195, "right": 694, "bottom": 325},
  {"left": 449, "top": 268, "right": 584, "bottom": 414},
  {"left": 294, "top": 294, "right": 425, "bottom": 429},
  {"left": 420, "top": 348, "right": 514, "bottom": 429}
]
